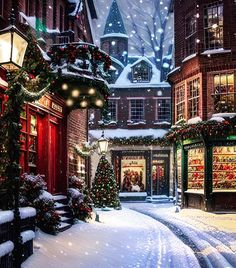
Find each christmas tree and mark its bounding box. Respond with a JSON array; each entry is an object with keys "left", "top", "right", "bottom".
[{"left": 91, "top": 156, "right": 121, "bottom": 209}]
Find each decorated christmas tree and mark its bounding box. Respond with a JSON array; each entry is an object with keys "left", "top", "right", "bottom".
[{"left": 91, "top": 156, "right": 121, "bottom": 209}]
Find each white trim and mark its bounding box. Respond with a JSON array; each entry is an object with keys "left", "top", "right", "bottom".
[
  {"left": 185, "top": 190, "right": 204, "bottom": 195},
  {"left": 119, "top": 192, "right": 147, "bottom": 197},
  {"left": 126, "top": 97, "right": 146, "bottom": 100},
  {"left": 152, "top": 97, "right": 171, "bottom": 100},
  {"left": 108, "top": 97, "right": 120, "bottom": 100}
]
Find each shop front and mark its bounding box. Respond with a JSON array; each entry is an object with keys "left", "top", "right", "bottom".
[
  {"left": 177, "top": 138, "right": 236, "bottom": 211},
  {"left": 112, "top": 149, "right": 171, "bottom": 200}
]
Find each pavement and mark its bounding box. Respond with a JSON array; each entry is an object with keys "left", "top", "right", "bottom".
[{"left": 122, "top": 202, "right": 236, "bottom": 268}]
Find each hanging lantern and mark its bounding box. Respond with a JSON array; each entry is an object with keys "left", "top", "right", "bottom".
[
  {"left": 98, "top": 131, "right": 109, "bottom": 155},
  {"left": 0, "top": 10, "right": 28, "bottom": 71}
]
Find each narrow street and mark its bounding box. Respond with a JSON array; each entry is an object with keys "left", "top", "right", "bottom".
[{"left": 22, "top": 207, "right": 200, "bottom": 268}]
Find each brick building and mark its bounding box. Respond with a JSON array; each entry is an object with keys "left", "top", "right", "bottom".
[
  {"left": 168, "top": 0, "right": 236, "bottom": 210},
  {"left": 0, "top": 0, "right": 98, "bottom": 194},
  {"left": 89, "top": 0, "right": 173, "bottom": 201}
]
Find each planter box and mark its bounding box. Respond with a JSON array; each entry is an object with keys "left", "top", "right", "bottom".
[
  {"left": 0, "top": 211, "right": 14, "bottom": 244},
  {"left": 0, "top": 241, "right": 14, "bottom": 268}
]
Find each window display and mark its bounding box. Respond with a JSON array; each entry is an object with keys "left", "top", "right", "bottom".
[
  {"left": 213, "top": 146, "right": 236, "bottom": 190},
  {"left": 177, "top": 149, "right": 182, "bottom": 189},
  {"left": 187, "top": 148, "right": 204, "bottom": 190}
]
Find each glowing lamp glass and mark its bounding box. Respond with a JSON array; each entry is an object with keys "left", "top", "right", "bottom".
[
  {"left": 0, "top": 25, "right": 28, "bottom": 70},
  {"left": 98, "top": 136, "right": 109, "bottom": 155}
]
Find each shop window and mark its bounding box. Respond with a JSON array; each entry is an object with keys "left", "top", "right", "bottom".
[
  {"left": 187, "top": 148, "right": 204, "bottom": 190},
  {"left": 212, "top": 73, "right": 235, "bottom": 113},
  {"left": 42, "top": 0, "right": 47, "bottom": 29},
  {"left": 102, "top": 41, "right": 110, "bottom": 53},
  {"left": 213, "top": 146, "right": 236, "bottom": 190},
  {"left": 175, "top": 84, "right": 185, "bottom": 122},
  {"left": 132, "top": 62, "right": 150, "bottom": 83},
  {"left": 156, "top": 98, "right": 171, "bottom": 122},
  {"left": 53, "top": 0, "right": 57, "bottom": 29},
  {"left": 78, "top": 157, "right": 85, "bottom": 178},
  {"left": 129, "top": 99, "right": 144, "bottom": 123},
  {"left": 20, "top": 110, "right": 38, "bottom": 174},
  {"left": 185, "top": 14, "right": 197, "bottom": 56},
  {"left": 188, "top": 78, "right": 200, "bottom": 118},
  {"left": 204, "top": 2, "right": 223, "bottom": 49},
  {"left": 108, "top": 99, "right": 117, "bottom": 122},
  {"left": 177, "top": 149, "right": 182, "bottom": 189}
]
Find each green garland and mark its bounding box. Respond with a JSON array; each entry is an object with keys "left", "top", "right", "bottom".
[{"left": 74, "top": 142, "right": 97, "bottom": 158}]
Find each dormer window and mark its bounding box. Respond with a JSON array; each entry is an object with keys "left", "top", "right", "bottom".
[{"left": 132, "top": 62, "right": 151, "bottom": 83}]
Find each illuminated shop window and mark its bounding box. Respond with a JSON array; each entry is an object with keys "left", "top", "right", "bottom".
[
  {"left": 129, "top": 99, "right": 144, "bottom": 122},
  {"left": 204, "top": 2, "right": 223, "bottom": 49},
  {"left": 213, "top": 146, "right": 236, "bottom": 190},
  {"left": 188, "top": 78, "right": 200, "bottom": 118},
  {"left": 175, "top": 84, "right": 185, "bottom": 122},
  {"left": 156, "top": 98, "right": 171, "bottom": 122},
  {"left": 187, "top": 148, "right": 205, "bottom": 190},
  {"left": 212, "top": 73, "right": 235, "bottom": 113}
]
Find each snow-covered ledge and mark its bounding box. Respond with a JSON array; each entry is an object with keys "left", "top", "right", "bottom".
[
  {"left": 19, "top": 207, "right": 36, "bottom": 219},
  {"left": 187, "top": 117, "right": 202, "bottom": 124},
  {"left": 201, "top": 48, "right": 231, "bottom": 55},
  {"left": 182, "top": 53, "right": 197, "bottom": 63},
  {"left": 185, "top": 189, "right": 204, "bottom": 195},
  {"left": 0, "top": 211, "right": 14, "bottom": 224},
  {"left": 212, "top": 113, "right": 236, "bottom": 118},
  {"left": 0, "top": 241, "right": 14, "bottom": 258},
  {"left": 119, "top": 192, "right": 147, "bottom": 197}
]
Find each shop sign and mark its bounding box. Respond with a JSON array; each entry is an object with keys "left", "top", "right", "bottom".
[{"left": 51, "top": 102, "right": 63, "bottom": 113}]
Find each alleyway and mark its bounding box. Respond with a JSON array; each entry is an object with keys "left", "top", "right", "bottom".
[{"left": 22, "top": 206, "right": 200, "bottom": 268}]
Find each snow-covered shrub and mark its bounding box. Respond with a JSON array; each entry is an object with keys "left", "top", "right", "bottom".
[
  {"left": 20, "top": 173, "right": 46, "bottom": 205},
  {"left": 33, "top": 198, "right": 60, "bottom": 235},
  {"left": 68, "top": 176, "right": 92, "bottom": 221},
  {"left": 19, "top": 173, "right": 59, "bottom": 234}
]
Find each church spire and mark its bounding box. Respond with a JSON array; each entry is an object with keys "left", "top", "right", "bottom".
[{"left": 103, "top": 0, "right": 127, "bottom": 35}]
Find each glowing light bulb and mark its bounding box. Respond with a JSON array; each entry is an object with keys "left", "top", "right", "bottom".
[
  {"left": 95, "top": 99, "right": 103, "bottom": 107},
  {"left": 62, "top": 83, "right": 68, "bottom": 90},
  {"left": 88, "top": 88, "right": 96, "bottom": 95},
  {"left": 66, "top": 99, "right": 73, "bottom": 106},
  {"left": 80, "top": 100, "right": 88, "bottom": 108},
  {"left": 72, "top": 89, "right": 80, "bottom": 97}
]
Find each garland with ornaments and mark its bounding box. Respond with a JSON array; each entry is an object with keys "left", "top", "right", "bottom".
[
  {"left": 109, "top": 119, "right": 236, "bottom": 147},
  {"left": 74, "top": 142, "right": 98, "bottom": 158}
]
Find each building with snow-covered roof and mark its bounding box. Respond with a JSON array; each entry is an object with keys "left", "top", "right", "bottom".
[
  {"left": 168, "top": 0, "right": 236, "bottom": 211},
  {"left": 89, "top": 11, "right": 173, "bottom": 201}
]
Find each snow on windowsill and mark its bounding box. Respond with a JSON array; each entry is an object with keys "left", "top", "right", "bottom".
[
  {"left": 212, "top": 189, "right": 236, "bottom": 193},
  {"left": 119, "top": 192, "right": 147, "bottom": 197},
  {"left": 19, "top": 207, "right": 36, "bottom": 219},
  {"left": 0, "top": 211, "right": 14, "bottom": 224},
  {"left": 209, "top": 116, "right": 225, "bottom": 122},
  {"left": 212, "top": 113, "right": 236, "bottom": 118},
  {"left": 127, "top": 121, "right": 146, "bottom": 125},
  {"left": 0, "top": 241, "right": 14, "bottom": 257},
  {"left": 185, "top": 189, "right": 204, "bottom": 195},
  {"left": 201, "top": 48, "right": 231, "bottom": 55},
  {"left": 21, "top": 230, "right": 35, "bottom": 244},
  {"left": 182, "top": 53, "right": 197, "bottom": 63},
  {"left": 153, "top": 121, "right": 171, "bottom": 125},
  {"left": 187, "top": 117, "right": 202, "bottom": 124}
]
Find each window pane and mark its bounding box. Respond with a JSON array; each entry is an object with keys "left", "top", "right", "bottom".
[
  {"left": 130, "top": 99, "right": 144, "bottom": 122},
  {"left": 157, "top": 99, "right": 171, "bottom": 122}
]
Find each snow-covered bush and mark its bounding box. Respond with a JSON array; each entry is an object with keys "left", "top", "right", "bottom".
[
  {"left": 68, "top": 176, "right": 92, "bottom": 221},
  {"left": 19, "top": 173, "right": 59, "bottom": 234},
  {"left": 33, "top": 198, "right": 60, "bottom": 235}
]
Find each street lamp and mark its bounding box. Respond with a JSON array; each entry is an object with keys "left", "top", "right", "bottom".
[
  {"left": 0, "top": 10, "right": 28, "bottom": 70},
  {"left": 0, "top": 9, "right": 28, "bottom": 268},
  {"left": 97, "top": 131, "right": 109, "bottom": 155}
]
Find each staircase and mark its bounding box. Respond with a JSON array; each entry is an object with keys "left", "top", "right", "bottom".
[
  {"left": 146, "top": 195, "right": 172, "bottom": 203},
  {"left": 53, "top": 195, "right": 74, "bottom": 232}
]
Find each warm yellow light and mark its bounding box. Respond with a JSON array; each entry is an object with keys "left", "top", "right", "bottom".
[
  {"left": 62, "top": 83, "right": 68, "bottom": 90},
  {"left": 212, "top": 24, "right": 218, "bottom": 29},
  {"left": 66, "top": 99, "right": 73, "bottom": 106},
  {"left": 71, "top": 89, "right": 80, "bottom": 97},
  {"left": 88, "top": 88, "right": 96, "bottom": 95},
  {"left": 0, "top": 26, "right": 28, "bottom": 70},
  {"left": 80, "top": 100, "right": 88, "bottom": 108},
  {"left": 95, "top": 99, "right": 103, "bottom": 107}
]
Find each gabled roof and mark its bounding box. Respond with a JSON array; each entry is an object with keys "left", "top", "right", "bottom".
[
  {"left": 103, "top": 0, "right": 127, "bottom": 36},
  {"left": 129, "top": 56, "right": 154, "bottom": 68},
  {"left": 113, "top": 56, "right": 162, "bottom": 87}
]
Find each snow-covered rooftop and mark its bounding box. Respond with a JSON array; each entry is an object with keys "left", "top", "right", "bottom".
[
  {"left": 69, "top": 0, "right": 83, "bottom": 16},
  {"left": 89, "top": 128, "right": 168, "bottom": 140},
  {"left": 101, "top": 33, "right": 129, "bottom": 39}
]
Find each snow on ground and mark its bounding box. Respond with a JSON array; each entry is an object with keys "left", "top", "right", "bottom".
[
  {"left": 22, "top": 207, "right": 200, "bottom": 268},
  {"left": 123, "top": 203, "right": 236, "bottom": 268}
]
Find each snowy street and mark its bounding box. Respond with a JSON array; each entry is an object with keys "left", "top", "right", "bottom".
[{"left": 22, "top": 206, "right": 200, "bottom": 268}]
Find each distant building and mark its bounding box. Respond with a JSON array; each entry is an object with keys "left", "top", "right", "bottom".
[
  {"left": 168, "top": 0, "right": 236, "bottom": 211},
  {"left": 89, "top": 0, "right": 173, "bottom": 201}
]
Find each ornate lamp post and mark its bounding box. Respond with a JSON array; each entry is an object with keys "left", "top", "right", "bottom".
[{"left": 97, "top": 131, "right": 109, "bottom": 155}]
